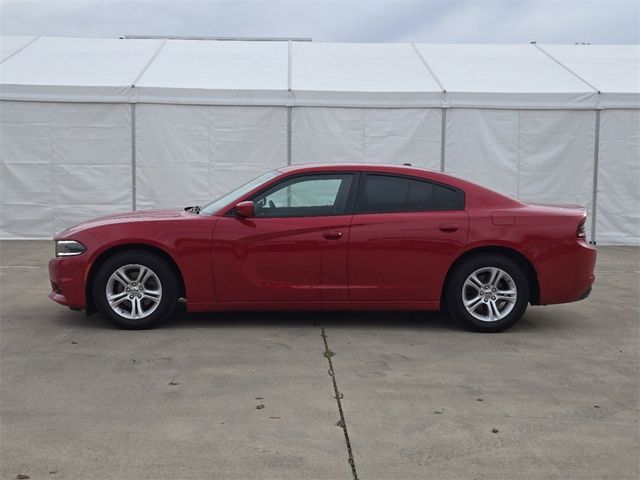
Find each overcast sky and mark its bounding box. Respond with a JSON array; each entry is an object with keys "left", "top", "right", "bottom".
[{"left": 1, "top": 0, "right": 638, "bottom": 44}]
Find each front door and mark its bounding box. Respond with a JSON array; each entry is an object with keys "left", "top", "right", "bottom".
[{"left": 212, "top": 173, "right": 355, "bottom": 302}]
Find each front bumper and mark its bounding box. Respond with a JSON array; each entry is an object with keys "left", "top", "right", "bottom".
[{"left": 48, "top": 255, "right": 87, "bottom": 309}]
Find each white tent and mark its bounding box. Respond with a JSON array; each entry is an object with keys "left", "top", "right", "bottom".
[{"left": 1, "top": 36, "right": 638, "bottom": 243}]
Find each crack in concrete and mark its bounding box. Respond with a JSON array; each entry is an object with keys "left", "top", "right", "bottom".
[{"left": 320, "top": 325, "right": 359, "bottom": 480}]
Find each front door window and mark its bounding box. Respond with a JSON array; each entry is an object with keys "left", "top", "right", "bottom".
[{"left": 252, "top": 174, "right": 354, "bottom": 217}]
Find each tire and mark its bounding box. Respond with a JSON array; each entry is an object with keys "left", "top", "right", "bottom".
[
  {"left": 93, "top": 250, "right": 178, "bottom": 329},
  {"left": 445, "top": 254, "right": 529, "bottom": 333}
]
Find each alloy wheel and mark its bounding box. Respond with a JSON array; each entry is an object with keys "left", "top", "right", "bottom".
[
  {"left": 105, "top": 264, "right": 162, "bottom": 320},
  {"left": 461, "top": 266, "right": 517, "bottom": 322}
]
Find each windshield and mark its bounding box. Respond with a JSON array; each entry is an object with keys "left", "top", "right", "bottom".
[{"left": 200, "top": 170, "right": 281, "bottom": 215}]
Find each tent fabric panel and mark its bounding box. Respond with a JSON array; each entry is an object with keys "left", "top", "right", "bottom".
[
  {"left": 0, "top": 101, "right": 54, "bottom": 238},
  {"left": 0, "top": 83, "right": 133, "bottom": 103},
  {"left": 595, "top": 93, "right": 640, "bottom": 110},
  {"left": 542, "top": 44, "right": 640, "bottom": 109},
  {"left": 2, "top": 162, "right": 53, "bottom": 200},
  {"left": 50, "top": 103, "right": 131, "bottom": 165},
  {"left": 0, "top": 100, "right": 54, "bottom": 164},
  {"left": 50, "top": 103, "right": 132, "bottom": 231},
  {"left": 135, "top": 104, "right": 211, "bottom": 210},
  {"left": 0, "top": 37, "right": 162, "bottom": 87},
  {"left": 292, "top": 107, "right": 365, "bottom": 163},
  {"left": 53, "top": 164, "right": 131, "bottom": 206},
  {"left": 133, "top": 87, "right": 290, "bottom": 106},
  {"left": 446, "top": 109, "right": 597, "bottom": 239},
  {"left": 291, "top": 107, "right": 441, "bottom": 170},
  {"left": 0, "top": 36, "right": 36, "bottom": 62},
  {"left": 51, "top": 103, "right": 131, "bottom": 233},
  {"left": 517, "top": 110, "right": 596, "bottom": 240},
  {"left": 136, "top": 104, "right": 211, "bottom": 168},
  {"left": 53, "top": 164, "right": 133, "bottom": 235},
  {"left": 291, "top": 90, "right": 442, "bottom": 108},
  {"left": 135, "top": 104, "right": 286, "bottom": 210},
  {"left": 210, "top": 106, "right": 286, "bottom": 198},
  {"left": 0, "top": 196, "right": 54, "bottom": 238},
  {"left": 363, "top": 108, "right": 441, "bottom": 168},
  {"left": 136, "top": 40, "right": 288, "bottom": 91},
  {"left": 136, "top": 164, "right": 210, "bottom": 211},
  {"left": 0, "top": 36, "right": 638, "bottom": 109},
  {"left": 596, "top": 109, "right": 640, "bottom": 244},
  {"left": 439, "top": 91, "right": 598, "bottom": 110},
  {"left": 444, "top": 109, "right": 519, "bottom": 198},
  {"left": 292, "top": 42, "right": 441, "bottom": 93},
  {"left": 414, "top": 44, "right": 592, "bottom": 94},
  {"left": 542, "top": 44, "right": 640, "bottom": 94},
  {"left": 0, "top": 101, "right": 131, "bottom": 238}
]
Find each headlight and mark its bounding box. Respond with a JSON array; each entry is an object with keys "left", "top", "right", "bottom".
[{"left": 55, "top": 240, "right": 86, "bottom": 257}]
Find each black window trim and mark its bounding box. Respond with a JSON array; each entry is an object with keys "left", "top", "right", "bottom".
[
  {"left": 353, "top": 171, "right": 465, "bottom": 215},
  {"left": 228, "top": 171, "right": 361, "bottom": 219}
]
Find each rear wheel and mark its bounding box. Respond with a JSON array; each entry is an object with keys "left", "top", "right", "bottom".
[
  {"left": 93, "top": 250, "right": 177, "bottom": 329},
  {"left": 446, "top": 254, "right": 529, "bottom": 332}
]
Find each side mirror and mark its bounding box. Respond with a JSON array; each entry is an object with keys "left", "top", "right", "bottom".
[{"left": 235, "top": 201, "right": 255, "bottom": 218}]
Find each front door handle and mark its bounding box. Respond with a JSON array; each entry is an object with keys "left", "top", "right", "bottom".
[
  {"left": 439, "top": 224, "right": 459, "bottom": 233},
  {"left": 323, "top": 230, "right": 343, "bottom": 240}
]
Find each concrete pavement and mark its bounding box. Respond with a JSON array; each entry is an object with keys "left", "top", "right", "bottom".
[{"left": 1, "top": 241, "right": 638, "bottom": 479}]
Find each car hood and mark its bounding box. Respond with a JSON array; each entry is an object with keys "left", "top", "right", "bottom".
[{"left": 57, "top": 209, "right": 196, "bottom": 238}]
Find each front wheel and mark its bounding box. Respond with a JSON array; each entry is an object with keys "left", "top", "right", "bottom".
[
  {"left": 93, "top": 250, "right": 177, "bottom": 329},
  {"left": 446, "top": 254, "right": 529, "bottom": 333}
]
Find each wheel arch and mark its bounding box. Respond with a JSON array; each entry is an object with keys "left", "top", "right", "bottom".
[
  {"left": 85, "top": 243, "right": 187, "bottom": 315},
  {"left": 441, "top": 246, "right": 541, "bottom": 307}
]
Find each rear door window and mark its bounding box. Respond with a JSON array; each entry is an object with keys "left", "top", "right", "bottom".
[{"left": 355, "top": 174, "right": 464, "bottom": 213}]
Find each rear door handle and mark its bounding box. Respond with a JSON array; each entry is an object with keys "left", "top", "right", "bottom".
[
  {"left": 439, "top": 224, "right": 459, "bottom": 233},
  {"left": 323, "top": 230, "right": 343, "bottom": 240}
]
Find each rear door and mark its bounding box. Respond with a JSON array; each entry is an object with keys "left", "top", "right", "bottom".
[
  {"left": 348, "top": 173, "right": 469, "bottom": 301},
  {"left": 212, "top": 173, "right": 356, "bottom": 302}
]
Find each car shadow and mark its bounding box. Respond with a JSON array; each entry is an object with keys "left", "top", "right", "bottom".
[
  {"left": 163, "top": 303, "right": 458, "bottom": 332},
  {"left": 162, "top": 301, "right": 559, "bottom": 333},
  {"left": 56, "top": 300, "right": 558, "bottom": 334}
]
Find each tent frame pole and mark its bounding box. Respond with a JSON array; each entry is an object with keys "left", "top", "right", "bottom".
[
  {"left": 591, "top": 110, "right": 600, "bottom": 244},
  {"left": 532, "top": 43, "right": 600, "bottom": 94},
  {"left": 131, "top": 103, "right": 137, "bottom": 211},
  {"left": 440, "top": 108, "right": 447, "bottom": 172},
  {"left": 286, "top": 40, "right": 293, "bottom": 166},
  {"left": 287, "top": 107, "right": 292, "bottom": 166},
  {"left": 0, "top": 36, "right": 40, "bottom": 64}
]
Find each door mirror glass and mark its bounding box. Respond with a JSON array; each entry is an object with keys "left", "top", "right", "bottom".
[{"left": 235, "top": 201, "right": 255, "bottom": 218}]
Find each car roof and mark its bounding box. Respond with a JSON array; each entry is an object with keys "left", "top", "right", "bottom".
[
  {"left": 277, "top": 163, "right": 463, "bottom": 186},
  {"left": 278, "top": 163, "right": 436, "bottom": 175}
]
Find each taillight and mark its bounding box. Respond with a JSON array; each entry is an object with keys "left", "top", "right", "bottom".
[{"left": 577, "top": 218, "right": 587, "bottom": 240}]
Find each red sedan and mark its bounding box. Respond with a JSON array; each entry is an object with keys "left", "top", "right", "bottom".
[{"left": 49, "top": 164, "right": 596, "bottom": 332}]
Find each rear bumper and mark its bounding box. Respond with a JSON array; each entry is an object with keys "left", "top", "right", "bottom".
[
  {"left": 537, "top": 241, "right": 597, "bottom": 305},
  {"left": 48, "top": 256, "right": 87, "bottom": 309}
]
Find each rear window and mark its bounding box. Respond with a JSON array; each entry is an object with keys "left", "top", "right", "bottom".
[{"left": 355, "top": 174, "right": 464, "bottom": 214}]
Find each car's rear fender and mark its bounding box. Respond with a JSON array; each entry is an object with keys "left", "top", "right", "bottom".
[
  {"left": 464, "top": 206, "right": 595, "bottom": 305},
  {"left": 441, "top": 243, "right": 541, "bottom": 308}
]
